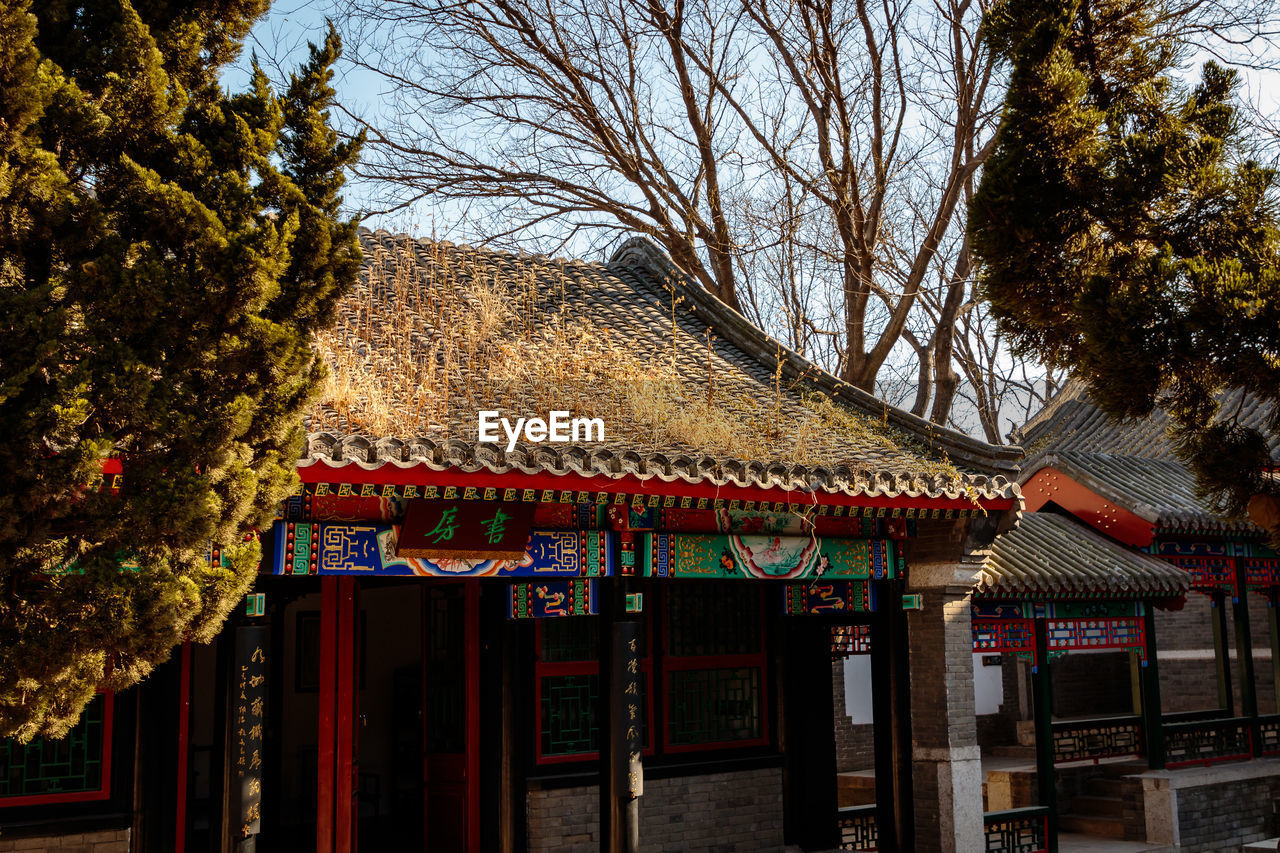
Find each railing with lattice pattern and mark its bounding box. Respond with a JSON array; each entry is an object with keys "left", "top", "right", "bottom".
[
  {"left": 1259, "top": 714, "right": 1280, "bottom": 756},
  {"left": 1052, "top": 715, "right": 1143, "bottom": 763},
  {"left": 838, "top": 804, "right": 877, "bottom": 851},
  {"left": 1164, "top": 716, "right": 1252, "bottom": 767},
  {"left": 983, "top": 807, "right": 1048, "bottom": 853}
]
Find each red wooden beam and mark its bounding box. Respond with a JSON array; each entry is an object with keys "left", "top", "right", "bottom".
[{"left": 1022, "top": 466, "right": 1154, "bottom": 547}]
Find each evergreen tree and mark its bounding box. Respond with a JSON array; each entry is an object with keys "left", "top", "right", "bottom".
[
  {"left": 0, "top": 0, "right": 362, "bottom": 739},
  {"left": 970, "top": 0, "right": 1280, "bottom": 529}
]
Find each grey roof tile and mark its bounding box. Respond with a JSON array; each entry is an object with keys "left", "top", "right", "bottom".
[
  {"left": 302, "top": 231, "right": 1021, "bottom": 502},
  {"left": 1014, "top": 381, "right": 1275, "bottom": 531},
  {"left": 979, "top": 512, "right": 1189, "bottom": 597}
]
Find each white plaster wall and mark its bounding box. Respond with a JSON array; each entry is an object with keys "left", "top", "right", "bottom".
[
  {"left": 973, "top": 653, "right": 1003, "bottom": 716},
  {"left": 844, "top": 655, "right": 874, "bottom": 723}
]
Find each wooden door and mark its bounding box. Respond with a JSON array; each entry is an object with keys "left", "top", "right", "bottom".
[{"left": 422, "top": 583, "right": 479, "bottom": 851}]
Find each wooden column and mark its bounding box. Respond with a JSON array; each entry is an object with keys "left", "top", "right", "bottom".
[
  {"left": 871, "top": 578, "right": 912, "bottom": 853},
  {"left": 1269, "top": 592, "right": 1280, "bottom": 713},
  {"left": 599, "top": 577, "right": 641, "bottom": 853},
  {"left": 1212, "top": 593, "right": 1235, "bottom": 715},
  {"left": 318, "top": 576, "right": 359, "bottom": 853},
  {"left": 1233, "top": 564, "right": 1259, "bottom": 755},
  {"left": 1032, "top": 619, "right": 1058, "bottom": 853},
  {"left": 317, "top": 577, "right": 337, "bottom": 853},
  {"left": 1139, "top": 604, "right": 1165, "bottom": 769}
]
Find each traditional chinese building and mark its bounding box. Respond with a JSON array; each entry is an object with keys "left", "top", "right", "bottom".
[
  {"left": 0, "top": 233, "right": 1032, "bottom": 853},
  {"left": 967, "top": 382, "right": 1280, "bottom": 852}
]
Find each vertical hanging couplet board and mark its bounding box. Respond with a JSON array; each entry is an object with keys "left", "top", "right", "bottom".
[
  {"left": 233, "top": 626, "right": 267, "bottom": 840},
  {"left": 615, "top": 620, "right": 644, "bottom": 799}
]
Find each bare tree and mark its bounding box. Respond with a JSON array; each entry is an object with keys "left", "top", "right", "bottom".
[{"left": 335, "top": 0, "right": 1280, "bottom": 439}]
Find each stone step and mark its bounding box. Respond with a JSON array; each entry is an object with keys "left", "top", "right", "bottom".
[
  {"left": 1070, "top": 794, "right": 1124, "bottom": 818},
  {"left": 1243, "top": 839, "right": 1280, "bottom": 852},
  {"left": 1059, "top": 813, "right": 1126, "bottom": 839}
]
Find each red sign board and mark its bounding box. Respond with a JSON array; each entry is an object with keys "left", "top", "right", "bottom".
[{"left": 397, "top": 499, "right": 536, "bottom": 560}]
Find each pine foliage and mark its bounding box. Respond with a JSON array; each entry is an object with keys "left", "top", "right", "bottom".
[
  {"left": 970, "top": 0, "right": 1280, "bottom": 526},
  {"left": 0, "top": 0, "right": 361, "bottom": 739}
]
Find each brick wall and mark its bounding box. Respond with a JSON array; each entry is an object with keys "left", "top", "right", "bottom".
[
  {"left": 1155, "top": 592, "right": 1278, "bottom": 713},
  {"left": 0, "top": 828, "right": 130, "bottom": 852},
  {"left": 906, "top": 582, "right": 985, "bottom": 853},
  {"left": 1050, "top": 651, "right": 1134, "bottom": 717},
  {"left": 1169, "top": 773, "right": 1280, "bottom": 852},
  {"left": 832, "top": 660, "right": 875, "bottom": 771},
  {"left": 526, "top": 766, "right": 785, "bottom": 853}
]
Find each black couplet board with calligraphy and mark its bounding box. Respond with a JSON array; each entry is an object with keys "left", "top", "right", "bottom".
[
  {"left": 233, "top": 626, "right": 267, "bottom": 838},
  {"left": 614, "top": 620, "right": 644, "bottom": 799},
  {"left": 397, "top": 499, "right": 536, "bottom": 561}
]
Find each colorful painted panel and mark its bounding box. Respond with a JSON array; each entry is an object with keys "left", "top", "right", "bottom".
[
  {"left": 972, "top": 601, "right": 1031, "bottom": 620},
  {"left": 1046, "top": 601, "right": 1144, "bottom": 619},
  {"left": 783, "top": 581, "right": 875, "bottom": 614},
  {"left": 272, "top": 522, "right": 612, "bottom": 578},
  {"left": 1047, "top": 617, "right": 1144, "bottom": 656},
  {"left": 1151, "top": 539, "right": 1235, "bottom": 591},
  {"left": 1243, "top": 542, "right": 1280, "bottom": 590},
  {"left": 644, "top": 533, "right": 894, "bottom": 580},
  {"left": 971, "top": 601, "right": 1143, "bottom": 620},
  {"left": 658, "top": 507, "right": 885, "bottom": 538},
  {"left": 509, "top": 580, "right": 599, "bottom": 618},
  {"left": 972, "top": 618, "right": 1035, "bottom": 656}
]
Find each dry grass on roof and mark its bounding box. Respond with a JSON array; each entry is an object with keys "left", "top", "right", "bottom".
[{"left": 309, "top": 235, "right": 968, "bottom": 487}]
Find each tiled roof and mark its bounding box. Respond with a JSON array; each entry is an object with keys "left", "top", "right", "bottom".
[
  {"left": 1014, "top": 381, "right": 1275, "bottom": 531},
  {"left": 979, "top": 512, "right": 1189, "bottom": 597},
  {"left": 301, "top": 232, "right": 1021, "bottom": 503},
  {"left": 1042, "top": 450, "right": 1255, "bottom": 533},
  {"left": 1016, "top": 380, "right": 1279, "bottom": 463}
]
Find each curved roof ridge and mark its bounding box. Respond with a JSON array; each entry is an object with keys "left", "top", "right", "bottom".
[{"left": 609, "top": 236, "right": 1021, "bottom": 474}]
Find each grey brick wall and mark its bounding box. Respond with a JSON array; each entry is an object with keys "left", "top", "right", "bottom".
[
  {"left": 1155, "top": 592, "right": 1278, "bottom": 714},
  {"left": 1051, "top": 651, "right": 1135, "bottom": 717},
  {"left": 526, "top": 766, "right": 785, "bottom": 853},
  {"left": 906, "top": 581, "right": 984, "bottom": 853},
  {"left": 0, "top": 829, "right": 130, "bottom": 853},
  {"left": 1173, "top": 775, "right": 1280, "bottom": 852}
]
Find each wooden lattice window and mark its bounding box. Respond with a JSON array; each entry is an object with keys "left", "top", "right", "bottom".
[
  {"left": 662, "top": 584, "right": 768, "bottom": 752},
  {"left": 533, "top": 583, "right": 771, "bottom": 764},
  {"left": 534, "top": 618, "right": 651, "bottom": 764},
  {"left": 0, "top": 692, "right": 113, "bottom": 807}
]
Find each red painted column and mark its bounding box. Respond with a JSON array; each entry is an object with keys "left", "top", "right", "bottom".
[
  {"left": 318, "top": 578, "right": 338, "bottom": 853},
  {"left": 335, "top": 577, "right": 358, "bottom": 853},
  {"left": 466, "top": 581, "right": 481, "bottom": 852}
]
